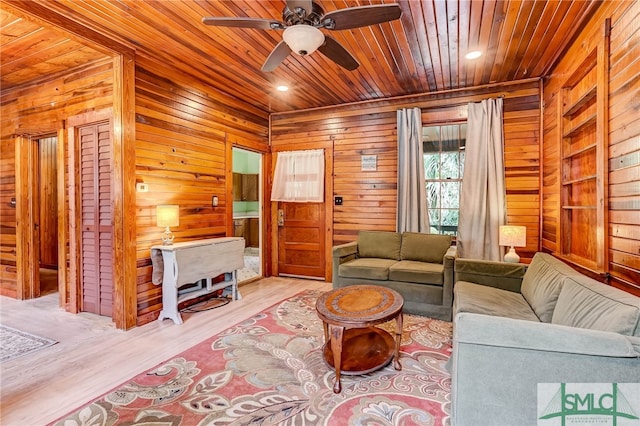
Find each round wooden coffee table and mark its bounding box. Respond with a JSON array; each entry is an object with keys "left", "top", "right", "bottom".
[{"left": 315, "top": 284, "right": 404, "bottom": 393}]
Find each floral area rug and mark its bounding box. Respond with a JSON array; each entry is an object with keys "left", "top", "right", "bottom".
[
  {"left": 0, "top": 324, "right": 57, "bottom": 362},
  {"left": 52, "top": 290, "right": 452, "bottom": 426}
]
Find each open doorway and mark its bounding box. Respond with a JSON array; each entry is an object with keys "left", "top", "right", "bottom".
[
  {"left": 232, "top": 148, "right": 262, "bottom": 282},
  {"left": 37, "top": 135, "right": 59, "bottom": 296}
]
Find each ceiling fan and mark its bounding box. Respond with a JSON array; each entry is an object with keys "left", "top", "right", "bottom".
[{"left": 202, "top": 1, "right": 402, "bottom": 72}]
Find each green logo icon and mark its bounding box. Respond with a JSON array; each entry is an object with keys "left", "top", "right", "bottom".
[{"left": 539, "top": 383, "right": 639, "bottom": 425}]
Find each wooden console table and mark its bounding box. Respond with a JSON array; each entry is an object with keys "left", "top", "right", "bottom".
[{"left": 151, "top": 237, "right": 245, "bottom": 324}]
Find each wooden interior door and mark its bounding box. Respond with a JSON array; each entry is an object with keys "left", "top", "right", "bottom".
[
  {"left": 277, "top": 202, "right": 325, "bottom": 279},
  {"left": 79, "top": 121, "right": 113, "bottom": 316}
]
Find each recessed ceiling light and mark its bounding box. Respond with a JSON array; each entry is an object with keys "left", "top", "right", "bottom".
[
  {"left": 465, "top": 51, "right": 482, "bottom": 60},
  {"left": 276, "top": 85, "right": 289, "bottom": 92}
]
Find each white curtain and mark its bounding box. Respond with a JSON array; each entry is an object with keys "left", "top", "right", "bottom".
[
  {"left": 457, "top": 98, "right": 506, "bottom": 260},
  {"left": 271, "top": 149, "right": 324, "bottom": 202},
  {"left": 397, "top": 107, "right": 429, "bottom": 233}
]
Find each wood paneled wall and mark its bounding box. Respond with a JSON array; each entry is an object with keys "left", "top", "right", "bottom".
[
  {"left": 0, "top": 58, "right": 113, "bottom": 298},
  {"left": 133, "top": 59, "right": 269, "bottom": 325},
  {"left": 271, "top": 80, "right": 541, "bottom": 263},
  {"left": 542, "top": 0, "right": 640, "bottom": 293}
]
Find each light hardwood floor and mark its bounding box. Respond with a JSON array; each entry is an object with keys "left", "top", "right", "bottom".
[{"left": 0, "top": 277, "right": 330, "bottom": 426}]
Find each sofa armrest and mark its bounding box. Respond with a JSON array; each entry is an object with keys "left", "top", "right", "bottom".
[
  {"left": 454, "top": 258, "right": 525, "bottom": 292},
  {"left": 332, "top": 241, "right": 358, "bottom": 285},
  {"left": 443, "top": 245, "right": 457, "bottom": 267},
  {"left": 451, "top": 312, "right": 640, "bottom": 426},
  {"left": 441, "top": 246, "right": 458, "bottom": 309}
]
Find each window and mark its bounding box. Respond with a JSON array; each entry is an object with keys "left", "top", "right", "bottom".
[
  {"left": 423, "top": 124, "right": 466, "bottom": 236},
  {"left": 270, "top": 149, "right": 324, "bottom": 202}
]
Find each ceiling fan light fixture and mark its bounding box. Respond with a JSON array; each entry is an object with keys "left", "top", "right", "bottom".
[{"left": 282, "top": 25, "right": 325, "bottom": 56}]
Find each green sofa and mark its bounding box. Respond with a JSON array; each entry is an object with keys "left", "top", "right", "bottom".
[
  {"left": 331, "top": 230, "right": 457, "bottom": 320},
  {"left": 451, "top": 252, "right": 640, "bottom": 426}
]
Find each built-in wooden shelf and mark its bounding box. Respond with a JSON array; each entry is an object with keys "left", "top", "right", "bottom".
[
  {"left": 557, "top": 19, "right": 609, "bottom": 275},
  {"left": 563, "top": 84, "right": 597, "bottom": 116},
  {"left": 561, "top": 174, "right": 596, "bottom": 185},
  {"left": 563, "top": 114, "right": 597, "bottom": 138},
  {"left": 562, "top": 143, "right": 596, "bottom": 159}
]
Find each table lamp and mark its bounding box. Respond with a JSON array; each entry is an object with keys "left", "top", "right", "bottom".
[
  {"left": 156, "top": 204, "right": 179, "bottom": 245},
  {"left": 499, "top": 225, "right": 526, "bottom": 263}
]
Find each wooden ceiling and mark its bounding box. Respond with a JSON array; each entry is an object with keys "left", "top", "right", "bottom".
[{"left": 2, "top": 0, "right": 598, "bottom": 113}]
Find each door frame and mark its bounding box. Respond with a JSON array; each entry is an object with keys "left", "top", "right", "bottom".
[
  {"left": 15, "top": 135, "right": 41, "bottom": 300},
  {"left": 269, "top": 145, "right": 334, "bottom": 281},
  {"left": 14, "top": 128, "right": 66, "bottom": 300},
  {"left": 67, "top": 109, "right": 121, "bottom": 316},
  {"left": 229, "top": 145, "right": 265, "bottom": 279}
]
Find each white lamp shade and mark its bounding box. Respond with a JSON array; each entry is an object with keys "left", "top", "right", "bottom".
[
  {"left": 499, "top": 225, "right": 526, "bottom": 248},
  {"left": 156, "top": 205, "right": 179, "bottom": 228},
  {"left": 282, "top": 25, "right": 325, "bottom": 56}
]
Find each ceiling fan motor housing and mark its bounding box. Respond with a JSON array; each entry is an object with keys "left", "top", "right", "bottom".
[{"left": 282, "top": 1, "right": 324, "bottom": 26}]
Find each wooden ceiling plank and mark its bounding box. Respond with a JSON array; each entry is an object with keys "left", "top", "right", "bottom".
[
  {"left": 447, "top": 0, "right": 460, "bottom": 89},
  {"left": 397, "top": 0, "right": 435, "bottom": 91},
  {"left": 479, "top": 0, "right": 506, "bottom": 85},
  {"left": 488, "top": 0, "right": 523, "bottom": 85},
  {"left": 2, "top": 0, "right": 132, "bottom": 56},
  {"left": 418, "top": 0, "right": 445, "bottom": 90},
  {"left": 516, "top": 0, "right": 567, "bottom": 81},
  {"left": 537, "top": 0, "right": 602, "bottom": 77},
  {"left": 471, "top": 0, "right": 497, "bottom": 86},
  {"left": 457, "top": 0, "right": 472, "bottom": 89},
  {"left": 433, "top": 0, "right": 453, "bottom": 89},
  {"left": 502, "top": 0, "right": 546, "bottom": 83},
  {"left": 462, "top": 0, "right": 481, "bottom": 88}
]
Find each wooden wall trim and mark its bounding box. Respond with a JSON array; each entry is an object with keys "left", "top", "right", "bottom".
[
  {"left": 56, "top": 127, "right": 68, "bottom": 309},
  {"left": 14, "top": 136, "right": 36, "bottom": 299},
  {"left": 271, "top": 78, "right": 541, "bottom": 119},
  {"left": 111, "top": 54, "right": 137, "bottom": 330}
]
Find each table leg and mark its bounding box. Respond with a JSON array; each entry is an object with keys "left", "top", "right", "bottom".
[
  {"left": 393, "top": 313, "right": 403, "bottom": 370},
  {"left": 322, "top": 321, "right": 329, "bottom": 344},
  {"left": 330, "top": 324, "right": 344, "bottom": 393}
]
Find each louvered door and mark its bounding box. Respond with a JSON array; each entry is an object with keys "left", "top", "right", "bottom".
[{"left": 79, "top": 122, "right": 113, "bottom": 316}]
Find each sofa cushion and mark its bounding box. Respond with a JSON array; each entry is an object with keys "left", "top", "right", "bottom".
[
  {"left": 401, "top": 232, "right": 451, "bottom": 264},
  {"left": 357, "top": 231, "right": 401, "bottom": 260},
  {"left": 389, "top": 260, "right": 444, "bottom": 285},
  {"left": 520, "top": 253, "right": 572, "bottom": 322},
  {"left": 454, "top": 281, "right": 540, "bottom": 321},
  {"left": 552, "top": 275, "right": 640, "bottom": 336},
  {"left": 338, "top": 258, "right": 398, "bottom": 281}
]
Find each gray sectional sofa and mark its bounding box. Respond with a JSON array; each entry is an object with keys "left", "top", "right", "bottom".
[
  {"left": 332, "top": 230, "right": 457, "bottom": 320},
  {"left": 451, "top": 252, "right": 640, "bottom": 426}
]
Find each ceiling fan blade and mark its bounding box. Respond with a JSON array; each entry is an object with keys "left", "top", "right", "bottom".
[
  {"left": 202, "top": 17, "right": 283, "bottom": 30},
  {"left": 261, "top": 41, "right": 292, "bottom": 72},
  {"left": 317, "top": 36, "right": 359, "bottom": 71},
  {"left": 321, "top": 4, "right": 402, "bottom": 31},
  {"left": 286, "top": 0, "right": 314, "bottom": 16}
]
